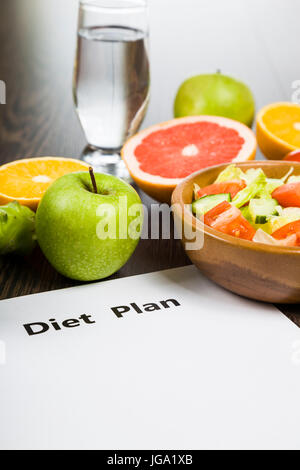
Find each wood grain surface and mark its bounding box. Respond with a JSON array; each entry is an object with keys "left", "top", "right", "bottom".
[{"left": 0, "top": 0, "right": 299, "bottom": 324}]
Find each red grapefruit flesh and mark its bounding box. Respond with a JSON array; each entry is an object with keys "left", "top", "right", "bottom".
[{"left": 122, "top": 116, "right": 257, "bottom": 203}]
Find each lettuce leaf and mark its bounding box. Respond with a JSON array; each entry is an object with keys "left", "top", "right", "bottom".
[
  {"left": 268, "top": 207, "right": 300, "bottom": 234},
  {"left": 243, "top": 168, "right": 266, "bottom": 185},
  {"left": 264, "top": 178, "right": 284, "bottom": 194},
  {"left": 232, "top": 171, "right": 266, "bottom": 208},
  {"left": 215, "top": 164, "right": 247, "bottom": 183}
]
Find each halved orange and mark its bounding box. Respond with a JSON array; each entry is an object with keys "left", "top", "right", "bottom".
[
  {"left": 0, "top": 157, "right": 90, "bottom": 210},
  {"left": 256, "top": 102, "right": 300, "bottom": 160}
]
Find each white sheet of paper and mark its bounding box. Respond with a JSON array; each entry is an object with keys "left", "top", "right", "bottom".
[{"left": 0, "top": 265, "right": 299, "bottom": 450}]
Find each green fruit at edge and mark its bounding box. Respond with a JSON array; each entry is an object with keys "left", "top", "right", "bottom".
[
  {"left": 36, "top": 172, "right": 143, "bottom": 281},
  {"left": 0, "top": 201, "right": 36, "bottom": 256},
  {"left": 174, "top": 73, "right": 255, "bottom": 127}
]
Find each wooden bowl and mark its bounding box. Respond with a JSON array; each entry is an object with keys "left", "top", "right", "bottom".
[{"left": 172, "top": 161, "right": 300, "bottom": 304}]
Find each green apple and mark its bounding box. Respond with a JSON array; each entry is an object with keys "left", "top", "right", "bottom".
[
  {"left": 36, "top": 171, "right": 143, "bottom": 281},
  {"left": 174, "top": 72, "right": 255, "bottom": 127}
]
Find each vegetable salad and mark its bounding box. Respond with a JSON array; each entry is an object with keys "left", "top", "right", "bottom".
[{"left": 192, "top": 164, "right": 300, "bottom": 247}]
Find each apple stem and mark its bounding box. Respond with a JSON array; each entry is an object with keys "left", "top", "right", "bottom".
[
  {"left": 89, "top": 167, "right": 98, "bottom": 194},
  {"left": 216, "top": 69, "right": 221, "bottom": 74}
]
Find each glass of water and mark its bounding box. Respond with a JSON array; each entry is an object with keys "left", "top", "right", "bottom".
[{"left": 73, "top": 0, "right": 150, "bottom": 182}]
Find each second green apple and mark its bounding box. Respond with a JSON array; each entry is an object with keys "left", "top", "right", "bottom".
[{"left": 174, "top": 72, "right": 255, "bottom": 127}]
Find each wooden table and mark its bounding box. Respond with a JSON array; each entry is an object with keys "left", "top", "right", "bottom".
[{"left": 0, "top": 0, "right": 299, "bottom": 325}]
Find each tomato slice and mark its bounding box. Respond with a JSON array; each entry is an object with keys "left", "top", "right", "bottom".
[
  {"left": 284, "top": 150, "right": 300, "bottom": 162},
  {"left": 204, "top": 201, "right": 256, "bottom": 241},
  {"left": 275, "top": 234, "right": 299, "bottom": 247},
  {"left": 272, "top": 220, "right": 300, "bottom": 246},
  {"left": 197, "top": 181, "right": 246, "bottom": 199},
  {"left": 203, "top": 201, "right": 232, "bottom": 226},
  {"left": 272, "top": 182, "right": 300, "bottom": 207}
]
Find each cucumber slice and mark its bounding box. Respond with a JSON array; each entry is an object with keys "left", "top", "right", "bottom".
[
  {"left": 249, "top": 198, "right": 279, "bottom": 225},
  {"left": 255, "top": 215, "right": 268, "bottom": 225},
  {"left": 192, "top": 193, "right": 231, "bottom": 217},
  {"left": 241, "top": 205, "right": 251, "bottom": 222}
]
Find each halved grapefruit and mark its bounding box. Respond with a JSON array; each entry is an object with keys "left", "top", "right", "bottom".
[{"left": 121, "top": 116, "right": 257, "bottom": 203}]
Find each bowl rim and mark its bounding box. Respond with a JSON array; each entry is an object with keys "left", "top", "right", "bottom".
[{"left": 172, "top": 160, "right": 300, "bottom": 254}]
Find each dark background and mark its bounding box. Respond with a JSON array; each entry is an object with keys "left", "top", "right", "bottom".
[{"left": 0, "top": 0, "right": 299, "bottom": 324}]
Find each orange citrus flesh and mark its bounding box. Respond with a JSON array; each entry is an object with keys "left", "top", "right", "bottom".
[
  {"left": 256, "top": 102, "right": 300, "bottom": 160},
  {"left": 262, "top": 105, "right": 300, "bottom": 147},
  {"left": 0, "top": 157, "right": 90, "bottom": 210}
]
